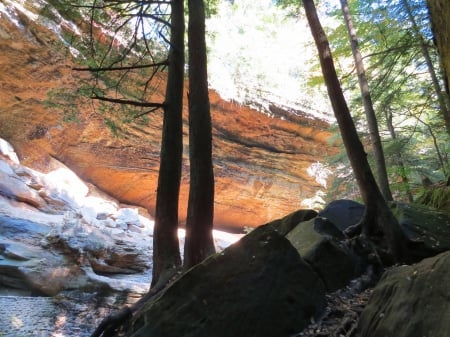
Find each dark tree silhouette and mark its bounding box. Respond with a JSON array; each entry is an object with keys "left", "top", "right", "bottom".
[
  {"left": 184, "top": 0, "right": 216, "bottom": 268},
  {"left": 151, "top": 0, "right": 185, "bottom": 288},
  {"left": 75, "top": 0, "right": 218, "bottom": 285},
  {"left": 302, "top": 0, "right": 409, "bottom": 264}
]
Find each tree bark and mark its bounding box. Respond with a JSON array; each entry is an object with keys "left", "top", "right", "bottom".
[
  {"left": 303, "top": 0, "right": 409, "bottom": 263},
  {"left": 184, "top": 0, "right": 216, "bottom": 268},
  {"left": 385, "top": 109, "right": 414, "bottom": 202},
  {"left": 151, "top": 0, "right": 184, "bottom": 287},
  {"left": 340, "top": 0, "right": 393, "bottom": 201},
  {"left": 402, "top": 0, "right": 450, "bottom": 134}
]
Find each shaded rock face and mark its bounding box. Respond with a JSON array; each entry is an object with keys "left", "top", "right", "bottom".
[
  {"left": 0, "top": 1, "right": 336, "bottom": 231},
  {"left": 126, "top": 225, "right": 327, "bottom": 337},
  {"left": 391, "top": 202, "right": 450, "bottom": 261},
  {"left": 357, "top": 250, "right": 450, "bottom": 337}
]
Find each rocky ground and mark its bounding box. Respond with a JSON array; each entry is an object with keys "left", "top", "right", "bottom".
[
  {"left": 0, "top": 290, "right": 128, "bottom": 337},
  {"left": 294, "top": 277, "right": 373, "bottom": 337},
  {"left": 0, "top": 275, "right": 373, "bottom": 337}
]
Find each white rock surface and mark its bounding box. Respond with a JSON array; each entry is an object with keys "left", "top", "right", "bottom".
[{"left": 0, "top": 138, "right": 241, "bottom": 297}]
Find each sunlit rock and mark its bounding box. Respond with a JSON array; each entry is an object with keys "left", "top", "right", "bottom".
[
  {"left": 0, "top": 138, "right": 19, "bottom": 164},
  {"left": 0, "top": 168, "right": 47, "bottom": 209},
  {"left": 0, "top": 1, "right": 337, "bottom": 230},
  {"left": 0, "top": 150, "right": 240, "bottom": 297}
]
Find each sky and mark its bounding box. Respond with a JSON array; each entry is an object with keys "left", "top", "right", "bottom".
[{"left": 206, "top": 0, "right": 334, "bottom": 120}]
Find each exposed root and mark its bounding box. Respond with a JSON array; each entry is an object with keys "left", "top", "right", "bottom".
[{"left": 89, "top": 269, "right": 183, "bottom": 337}]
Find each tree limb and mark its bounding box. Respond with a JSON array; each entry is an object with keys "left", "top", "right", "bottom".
[
  {"left": 73, "top": 60, "right": 168, "bottom": 72},
  {"left": 91, "top": 94, "right": 165, "bottom": 108}
]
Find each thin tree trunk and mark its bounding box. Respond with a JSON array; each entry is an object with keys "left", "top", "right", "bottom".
[
  {"left": 184, "top": 0, "right": 216, "bottom": 269},
  {"left": 303, "top": 0, "right": 409, "bottom": 264},
  {"left": 151, "top": 0, "right": 184, "bottom": 287},
  {"left": 340, "top": 0, "right": 393, "bottom": 201},
  {"left": 385, "top": 109, "right": 414, "bottom": 202},
  {"left": 402, "top": 0, "right": 450, "bottom": 134}
]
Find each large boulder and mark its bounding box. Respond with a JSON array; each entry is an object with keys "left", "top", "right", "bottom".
[
  {"left": 125, "top": 225, "right": 327, "bottom": 337},
  {"left": 266, "top": 208, "right": 318, "bottom": 235},
  {"left": 0, "top": 215, "right": 83, "bottom": 295},
  {"left": 0, "top": 212, "right": 154, "bottom": 296},
  {"left": 318, "top": 199, "right": 365, "bottom": 232},
  {"left": 391, "top": 202, "right": 450, "bottom": 260},
  {"left": 316, "top": 200, "right": 450, "bottom": 262},
  {"left": 286, "top": 218, "right": 360, "bottom": 292},
  {"left": 357, "top": 250, "right": 450, "bottom": 337}
]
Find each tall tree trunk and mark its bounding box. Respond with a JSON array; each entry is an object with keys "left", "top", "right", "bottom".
[
  {"left": 303, "top": 0, "right": 409, "bottom": 264},
  {"left": 402, "top": 0, "right": 450, "bottom": 134},
  {"left": 340, "top": 0, "right": 393, "bottom": 201},
  {"left": 184, "top": 0, "right": 216, "bottom": 269},
  {"left": 151, "top": 0, "right": 184, "bottom": 287},
  {"left": 385, "top": 109, "right": 414, "bottom": 202}
]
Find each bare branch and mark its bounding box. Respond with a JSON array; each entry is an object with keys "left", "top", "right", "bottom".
[
  {"left": 91, "top": 93, "right": 165, "bottom": 108},
  {"left": 133, "top": 106, "right": 161, "bottom": 118},
  {"left": 72, "top": 60, "right": 168, "bottom": 72}
]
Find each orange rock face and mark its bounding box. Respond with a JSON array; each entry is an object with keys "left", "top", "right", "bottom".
[{"left": 0, "top": 7, "right": 336, "bottom": 231}]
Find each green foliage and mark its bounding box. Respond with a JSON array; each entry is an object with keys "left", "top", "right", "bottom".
[
  {"left": 104, "top": 118, "right": 120, "bottom": 136},
  {"left": 45, "top": 87, "right": 83, "bottom": 123},
  {"left": 40, "top": 0, "right": 83, "bottom": 23},
  {"left": 40, "top": 0, "right": 171, "bottom": 137},
  {"left": 319, "top": 0, "right": 449, "bottom": 201},
  {"left": 415, "top": 185, "right": 450, "bottom": 211},
  {"left": 205, "top": 0, "right": 220, "bottom": 17}
]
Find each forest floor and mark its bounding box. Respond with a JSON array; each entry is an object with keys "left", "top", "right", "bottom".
[{"left": 293, "top": 276, "right": 374, "bottom": 337}]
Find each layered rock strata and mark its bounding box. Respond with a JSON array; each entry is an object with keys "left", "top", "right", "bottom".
[{"left": 0, "top": 1, "right": 335, "bottom": 230}]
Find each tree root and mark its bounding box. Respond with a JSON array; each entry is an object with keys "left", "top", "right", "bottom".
[
  {"left": 90, "top": 269, "right": 182, "bottom": 337},
  {"left": 90, "top": 307, "right": 133, "bottom": 337}
]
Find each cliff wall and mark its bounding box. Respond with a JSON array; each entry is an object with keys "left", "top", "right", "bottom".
[{"left": 0, "top": 2, "right": 336, "bottom": 230}]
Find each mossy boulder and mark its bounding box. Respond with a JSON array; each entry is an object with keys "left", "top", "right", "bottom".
[
  {"left": 286, "top": 218, "right": 360, "bottom": 292},
  {"left": 126, "top": 225, "right": 326, "bottom": 337},
  {"left": 391, "top": 202, "right": 450, "bottom": 260},
  {"left": 358, "top": 250, "right": 450, "bottom": 337},
  {"left": 266, "top": 209, "right": 318, "bottom": 236}
]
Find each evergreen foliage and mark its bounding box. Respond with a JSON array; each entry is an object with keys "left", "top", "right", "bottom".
[{"left": 317, "top": 0, "right": 449, "bottom": 203}]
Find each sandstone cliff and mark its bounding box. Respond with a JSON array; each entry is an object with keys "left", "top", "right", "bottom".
[{"left": 0, "top": 1, "right": 336, "bottom": 230}]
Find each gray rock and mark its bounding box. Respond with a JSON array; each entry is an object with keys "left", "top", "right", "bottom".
[
  {"left": 358, "top": 250, "right": 450, "bottom": 337},
  {"left": 0, "top": 214, "right": 151, "bottom": 296},
  {"left": 318, "top": 199, "right": 365, "bottom": 232},
  {"left": 286, "top": 218, "right": 360, "bottom": 292},
  {"left": 0, "top": 171, "right": 46, "bottom": 209}
]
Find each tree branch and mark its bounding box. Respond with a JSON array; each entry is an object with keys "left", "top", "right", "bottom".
[
  {"left": 73, "top": 60, "right": 168, "bottom": 72},
  {"left": 91, "top": 93, "right": 165, "bottom": 108}
]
